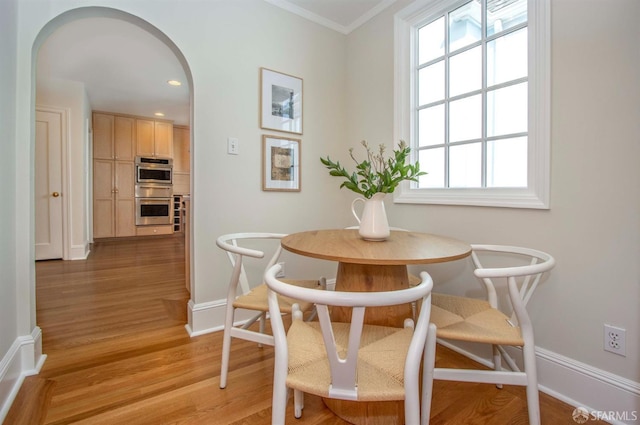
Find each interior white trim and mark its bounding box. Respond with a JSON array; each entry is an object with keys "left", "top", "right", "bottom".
[
  {"left": 36, "top": 105, "right": 72, "bottom": 259},
  {"left": 263, "top": 0, "right": 397, "bottom": 35},
  {"left": 393, "top": 0, "right": 551, "bottom": 209},
  {"left": 70, "top": 243, "right": 90, "bottom": 260},
  {"left": 185, "top": 299, "right": 226, "bottom": 337},
  {"left": 0, "top": 327, "right": 46, "bottom": 423}
]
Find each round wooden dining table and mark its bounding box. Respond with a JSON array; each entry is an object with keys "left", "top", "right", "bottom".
[{"left": 281, "top": 228, "right": 471, "bottom": 425}]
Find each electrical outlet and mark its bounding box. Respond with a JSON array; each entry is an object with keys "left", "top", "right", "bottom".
[
  {"left": 604, "top": 324, "right": 626, "bottom": 356},
  {"left": 276, "top": 262, "right": 285, "bottom": 278}
]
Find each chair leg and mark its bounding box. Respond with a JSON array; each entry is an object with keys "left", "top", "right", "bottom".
[
  {"left": 271, "top": 382, "right": 287, "bottom": 425},
  {"left": 523, "top": 343, "right": 541, "bottom": 425},
  {"left": 258, "top": 312, "right": 266, "bottom": 348},
  {"left": 421, "top": 323, "right": 437, "bottom": 425},
  {"left": 271, "top": 353, "right": 289, "bottom": 425},
  {"left": 493, "top": 344, "right": 503, "bottom": 389},
  {"left": 294, "top": 389, "right": 304, "bottom": 418},
  {"left": 219, "top": 306, "right": 235, "bottom": 389}
]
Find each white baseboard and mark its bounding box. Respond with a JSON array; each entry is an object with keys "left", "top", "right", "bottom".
[
  {"left": 438, "top": 340, "right": 640, "bottom": 425},
  {"left": 0, "top": 327, "right": 47, "bottom": 423},
  {"left": 185, "top": 299, "right": 226, "bottom": 337},
  {"left": 69, "top": 242, "right": 90, "bottom": 260},
  {"left": 185, "top": 299, "right": 271, "bottom": 337}
]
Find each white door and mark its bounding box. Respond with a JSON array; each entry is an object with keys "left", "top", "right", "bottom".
[{"left": 35, "top": 109, "right": 64, "bottom": 260}]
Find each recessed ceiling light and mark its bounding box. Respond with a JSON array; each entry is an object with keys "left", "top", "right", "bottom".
[
  {"left": 154, "top": 112, "right": 165, "bottom": 117},
  {"left": 167, "top": 80, "right": 182, "bottom": 86}
]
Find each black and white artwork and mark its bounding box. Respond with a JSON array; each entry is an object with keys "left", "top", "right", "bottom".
[{"left": 261, "top": 68, "right": 303, "bottom": 134}]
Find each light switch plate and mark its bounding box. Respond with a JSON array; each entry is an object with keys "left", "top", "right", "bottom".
[{"left": 227, "top": 137, "right": 239, "bottom": 155}]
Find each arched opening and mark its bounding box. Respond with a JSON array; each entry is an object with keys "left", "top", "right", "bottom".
[{"left": 31, "top": 6, "right": 194, "bottom": 341}]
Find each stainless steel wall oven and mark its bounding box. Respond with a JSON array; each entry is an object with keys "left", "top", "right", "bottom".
[
  {"left": 135, "top": 185, "right": 173, "bottom": 226},
  {"left": 136, "top": 157, "right": 173, "bottom": 185},
  {"left": 134, "top": 157, "right": 173, "bottom": 226}
]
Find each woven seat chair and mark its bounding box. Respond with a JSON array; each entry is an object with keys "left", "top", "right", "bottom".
[
  {"left": 216, "top": 233, "right": 326, "bottom": 389},
  {"left": 265, "top": 264, "right": 437, "bottom": 425},
  {"left": 428, "top": 245, "right": 555, "bottom": 425}
]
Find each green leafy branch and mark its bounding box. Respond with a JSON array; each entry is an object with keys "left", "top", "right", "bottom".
[{"left": 320, "top": 140, "right": 426, "bottom": 199}]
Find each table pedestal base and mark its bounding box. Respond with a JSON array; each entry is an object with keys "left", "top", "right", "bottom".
[
  {"left": 332, "top": 262, "right": 413, "bottom": 327},
  {"left": 323, "top": 399, "right": 405, "bottom": 425}
]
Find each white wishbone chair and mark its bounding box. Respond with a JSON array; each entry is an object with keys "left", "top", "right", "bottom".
[
  {"left": 428, "top": 244, "right": 555, "bottom": 425},
  {"left": 215, "top": 232, "right": 325, "bottom": 389},
  {"left": 265, "top": 264, "right": 437, "bottom": 425}
]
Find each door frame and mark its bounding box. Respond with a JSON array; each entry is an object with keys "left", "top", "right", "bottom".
[{"left": 36, "top": 105, "right": 71, "bottom": 260}]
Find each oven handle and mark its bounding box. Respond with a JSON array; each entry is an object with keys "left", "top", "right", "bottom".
[
  {"left": 136, "top": 185, "right": 172, "bottom": 190},
  {"left": 137, "top": 197, "right": 172, "bottom": 203}
]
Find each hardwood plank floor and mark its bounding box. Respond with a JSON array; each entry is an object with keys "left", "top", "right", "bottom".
[{"left": 5, "top": 235, "right": 599, "bottom": 424}]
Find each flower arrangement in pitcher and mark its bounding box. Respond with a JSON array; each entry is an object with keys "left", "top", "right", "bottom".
[{"left": 320, "top": 140, "right": 426, "bottom": 199}]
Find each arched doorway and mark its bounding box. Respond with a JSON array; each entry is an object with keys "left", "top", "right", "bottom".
[{"left": 31, "top": 5, "right": 194, "bottom": 342}]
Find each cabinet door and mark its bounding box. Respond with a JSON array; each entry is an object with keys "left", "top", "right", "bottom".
[
  {"left": 114, "top": 116, "right": 135, "bottom": 161},
  {"left": 93, "top": 113, "right": 114, "bottom": 159},
  {"left": 93, "top": 159, "right": 115, "bottom": 238},
  {"left": 115, "top": 161, "right": 135, "bottom": 237},
  {"left": 136, "top": 119, "right": 155, "bottom": 157},
  {"left": 173, "top": 126, "right": 190, "bottom": 172},
  {"left": 154, "top": 121, "right": 174, "bottom": 158}
]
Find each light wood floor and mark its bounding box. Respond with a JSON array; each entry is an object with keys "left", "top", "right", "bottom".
[{"left": 5, "top": 235, "right": 598, "bottom": 424}]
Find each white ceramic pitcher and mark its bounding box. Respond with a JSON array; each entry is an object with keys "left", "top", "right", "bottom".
[{"left": 351, "top": 192, "right": 390, "bottom": 241}]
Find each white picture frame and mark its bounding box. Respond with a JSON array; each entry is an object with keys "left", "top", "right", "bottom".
[{"left": 260, "top": 68, "right": 303, "bottom": 135}]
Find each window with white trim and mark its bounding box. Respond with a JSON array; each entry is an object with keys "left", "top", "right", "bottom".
[{"left": 394, "top": 0, "right": 550, "bottom": 209}]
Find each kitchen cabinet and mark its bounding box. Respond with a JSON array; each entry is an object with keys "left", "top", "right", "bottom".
[
  {"left": 173, "top": 125, "right": 190, "bottom": 195},
  {"left": 92, "top": 113, "right": 135, "bottom": 161},
  {"left": 184, "top": 196, "right": 190, "bottom": 293},
  {"left": 93, "top": 111, "right": 135, "bottom": 239},
  {"left": 172, "top": 126, "right": 190, "bottom": 172},
  {"left": 136, "top": 225, "right": 173, "bottom": 236},
  {"left": 93, "top": 159, "right": 135, "bottom": 238},
  {"left": 136, "top": 119, "right": 173, "bottom": 158}
]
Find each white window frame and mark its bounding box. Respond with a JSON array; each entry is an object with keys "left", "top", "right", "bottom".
[{"left": 393, "top": 0, "right": 550, "bottom": 209}]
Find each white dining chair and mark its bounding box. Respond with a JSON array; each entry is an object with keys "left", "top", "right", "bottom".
[
  {"left": 428, "top": 245, "right": 555, "bottom": 425},
  {"left": 265, "top": 264, "right": 437, "bottom": 425},
  {"left": 215, "top": 232, "right": 326, "bottom": 389}
]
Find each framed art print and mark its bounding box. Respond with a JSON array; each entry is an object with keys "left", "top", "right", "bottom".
[
  {"left": 262, "top": 135, "right": 301, "bottom": 192},
  {"left": 260, "top": 68, "right": 303, "bottom": 135}
]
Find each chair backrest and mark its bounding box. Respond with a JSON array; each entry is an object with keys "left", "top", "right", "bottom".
[
  {"left": 265, "top": 264, "right": 434, "bottom": 400},
  {"left": 216, "top": 233, "right": 285, "bottom": 296},
  {"left": 470, "top": 244, "right": 555, "bottom": 328}
]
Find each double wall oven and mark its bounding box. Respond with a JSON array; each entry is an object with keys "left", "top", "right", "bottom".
[{"left": 135, "top": 157, "right": 173, "bottom": 226}]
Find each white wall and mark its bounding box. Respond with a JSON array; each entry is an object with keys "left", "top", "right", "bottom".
[
  {"left": 345, "top": 0, "right": 640, "bottom": 419},
  {"left": 0, "top": 0, "right": 19, "bottom": 404},
  {"left": 36, "top": 77, "right": 91, "bottom": 259},
  {"left": 1, "top": 0, "right": 46, "bottom": 420}
]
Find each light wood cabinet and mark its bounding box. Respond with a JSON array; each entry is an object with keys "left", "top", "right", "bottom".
[
  {"left": 173, "top": 126, "right": 190, "bottom": 195},
  {"left": 114, "top": 116, "right": 135, "bottom": 161},
  {"left": 154, "top": 121, "right": 173, "bottom": 158},
  {"left": 93, "top": 159, "right": 115, "bottom": 238},
  {"left": 136, "top": 225, "right": 173, "bottom": 236},
  {"left": 93, "top": 159, "right": 135, "bottom": 238},
  {"left": 93, "top": 111, "right": 136, "bottom": 239},
  {"left": 93, "top": 113, "right": 114, "bottom": 160},
  {"left": 136, "top": 119, "right": 173, "bottom": 158},
  {"left": 93, "top": 113, "right": 135, "bottom": 161},
  {"left": 172, "top": 126, "right": 190, "bottom": 173}
]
